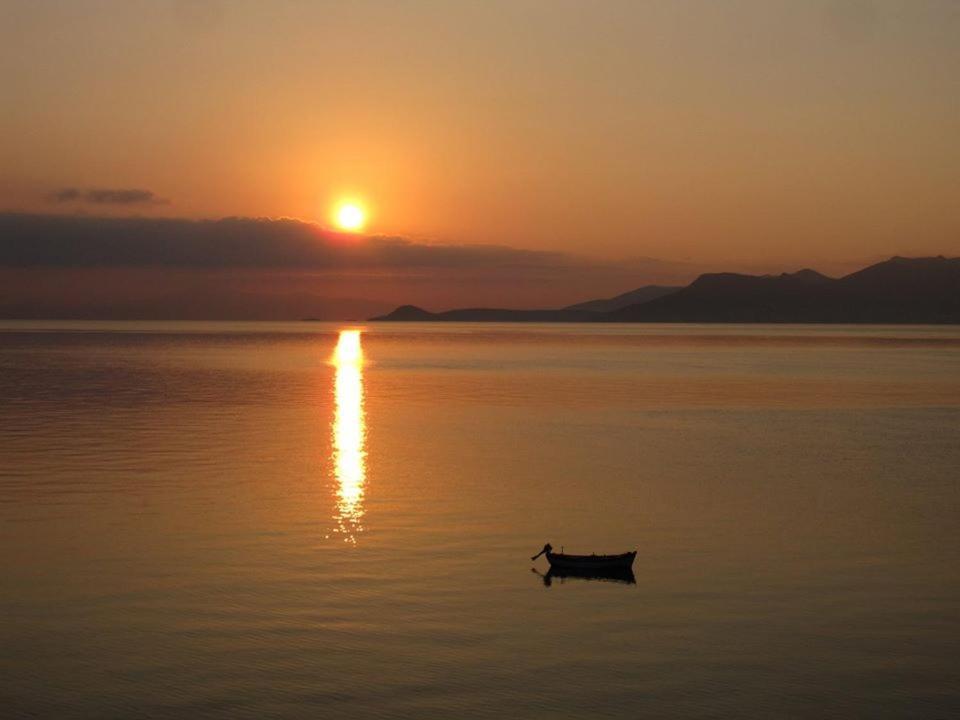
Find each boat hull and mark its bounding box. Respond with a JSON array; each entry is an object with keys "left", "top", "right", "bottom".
[{"left": 545, "top": 550, "right": 636, "bottom": 571}]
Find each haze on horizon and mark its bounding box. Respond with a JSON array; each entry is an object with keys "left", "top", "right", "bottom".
[{"left": 1, "top": 0, "right": 958, "bottom": 318}]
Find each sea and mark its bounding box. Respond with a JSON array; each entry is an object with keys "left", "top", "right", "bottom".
[{"left": 1, "top": 321, "right": 959, "bottom": 719}]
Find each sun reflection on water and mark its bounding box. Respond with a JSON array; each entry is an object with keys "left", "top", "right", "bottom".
[{"left": 331, "top": 329, "right": 366, "bottom": 544}]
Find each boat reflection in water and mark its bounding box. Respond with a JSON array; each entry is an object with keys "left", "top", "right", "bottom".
[
  {"left": 331, "top": 329, "right": 367, "bottom": 544},
  {"left": 532, "top": 567, "right": 637, "bottom": 587}
]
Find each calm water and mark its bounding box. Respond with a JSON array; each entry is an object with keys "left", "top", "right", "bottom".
[{"left": 2, "top": 321, "right": 959, "bottom": 719}]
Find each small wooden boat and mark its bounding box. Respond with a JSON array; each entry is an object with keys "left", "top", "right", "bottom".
[{"left": 530, "top": 543, "right": 636, "bottom": 571}]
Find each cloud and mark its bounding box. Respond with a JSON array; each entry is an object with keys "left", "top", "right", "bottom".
[
  {"left": 0, "top": 212, "right": 604, "bottom": 270},
  {"left": 47, "top": 188, "right": 169, "bottom": 205},
  {"left": 48, "top": 188, "right": 82, "bottom": 202}
]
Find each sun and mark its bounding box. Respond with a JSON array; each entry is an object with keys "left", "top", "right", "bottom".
[{"left": 334, "top": 202, "right": 366, "bottom": 232}]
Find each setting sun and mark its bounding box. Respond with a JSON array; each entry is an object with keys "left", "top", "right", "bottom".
[{"left": 334, "top": 203, "right": 366, "bottom": 232}]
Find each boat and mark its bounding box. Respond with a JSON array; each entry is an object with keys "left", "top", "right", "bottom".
[{"left": 530, "top": 543, "right": 636, "bottom": 571}]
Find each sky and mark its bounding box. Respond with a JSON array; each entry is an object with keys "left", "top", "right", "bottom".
[{"left": 1, "top": 0, "right": 958, "bottom": 317}]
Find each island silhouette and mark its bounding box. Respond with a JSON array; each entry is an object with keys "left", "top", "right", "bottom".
[{"left": 372, "top": 256, "right": 960, "bottom": 324}]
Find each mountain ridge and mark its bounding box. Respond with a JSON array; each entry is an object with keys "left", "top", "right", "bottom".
[
  {"left": 371, "top": 257, "right": 960, "bottom": 324},
  {"left": 562, "top": 285, "right": 681, "bottom": 313}
]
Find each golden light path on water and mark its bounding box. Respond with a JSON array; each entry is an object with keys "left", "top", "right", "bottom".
[{"left": 331, "top": 329, "right": 366, "bottom": 544}]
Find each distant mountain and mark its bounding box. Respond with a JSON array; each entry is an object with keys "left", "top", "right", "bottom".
[
  {"left": 373, "top": 285, "right": 682, "bottom": 321},
  {"left": 562, "top": 285, "right": 681, "bottom": 312},
  {"left": 609, "top": 257, "right": 960, "bottom": 323},
  {"left": 606, "top": 268, "right": 836, "bottom": 322},
  {"left": 372, "top": 257, "right": 960, "bottom": 324}
]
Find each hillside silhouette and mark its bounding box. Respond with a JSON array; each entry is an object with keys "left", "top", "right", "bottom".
[
  {"left": 373, "top": 257, "right": 960, "bottom": 323},
  {"left": 562, "top": 285, "right": 680, "bottom": 313}
]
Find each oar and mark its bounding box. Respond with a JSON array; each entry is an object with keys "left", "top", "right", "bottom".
[{"left": 530, "top": 543, "right": 552, "bottom": 561}]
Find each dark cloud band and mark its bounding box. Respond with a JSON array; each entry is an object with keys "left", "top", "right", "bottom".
[
  {"left": 47, "top": 188, "right": 168, "bottom": 205},
  {"left": 0, "top": 212, "right": 585, "bottom": 270}
]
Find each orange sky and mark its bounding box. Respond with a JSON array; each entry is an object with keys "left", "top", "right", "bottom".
[{"left": 1, "top": 1, "right": 959, "bottom": 316}]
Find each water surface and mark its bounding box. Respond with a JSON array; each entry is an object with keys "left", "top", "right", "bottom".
[{"left": 2, "top": 321, "right": 959, "bottom": 718}]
